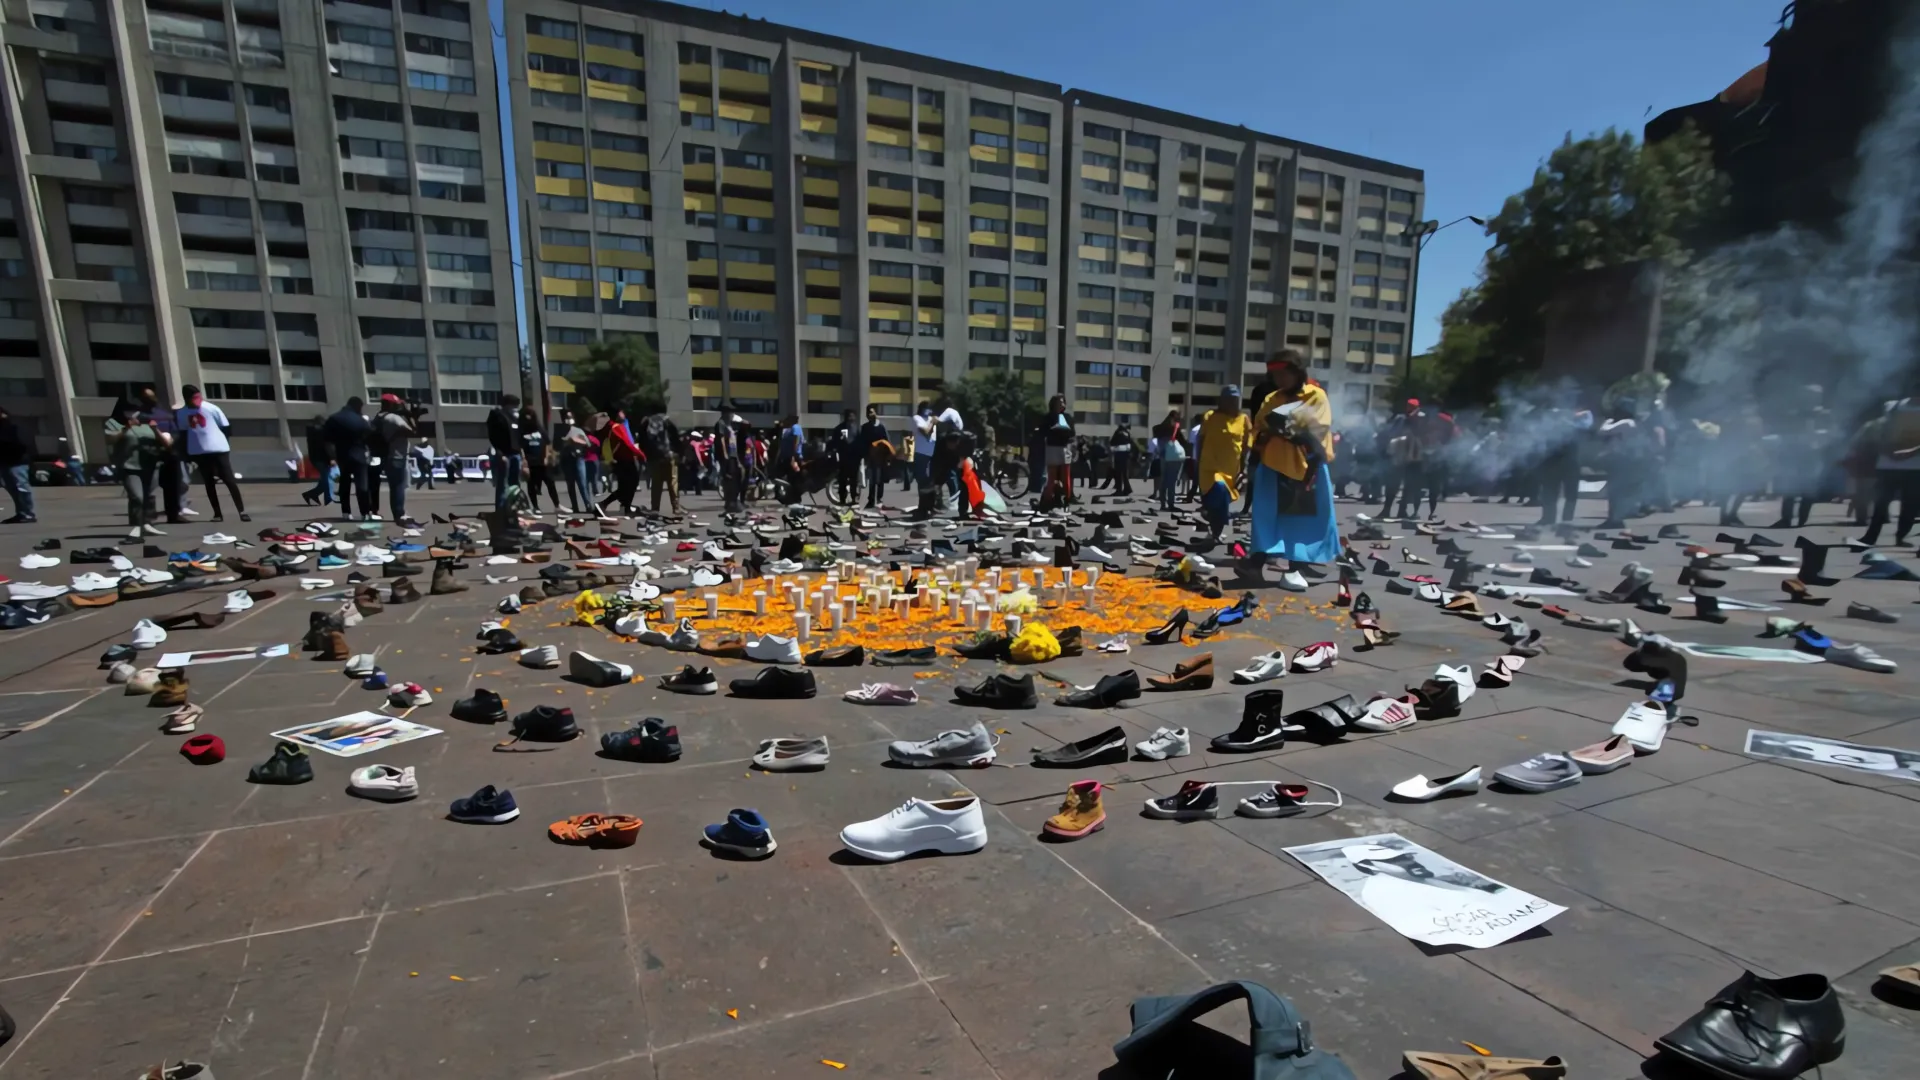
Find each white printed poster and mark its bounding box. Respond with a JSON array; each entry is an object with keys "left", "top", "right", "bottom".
[{"left": 1284, "top": 832, "right": 1565, "bottom": 948}]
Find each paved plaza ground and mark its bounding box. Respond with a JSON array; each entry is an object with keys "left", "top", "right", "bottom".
[{"left": 1, "top": 478, "right": 1918, "bottom": 1079}]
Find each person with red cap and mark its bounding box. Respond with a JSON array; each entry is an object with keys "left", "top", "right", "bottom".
[{"left": 1246, "top": 349, "right": 1340, "bottom": 574}]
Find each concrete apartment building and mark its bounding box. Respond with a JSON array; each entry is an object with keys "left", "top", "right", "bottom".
[
  {"left": 0, "top": 0, "right": 515, "bottom": 468},
  {"left": 509, "top": 0, "right": 1423, "bottom": 434}
]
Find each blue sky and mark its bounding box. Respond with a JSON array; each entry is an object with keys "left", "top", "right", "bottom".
[{"left": 492, "top": 0, "right": 1781, "bottom": 353}]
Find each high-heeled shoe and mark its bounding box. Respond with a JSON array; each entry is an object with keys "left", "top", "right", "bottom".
[{"left": 1144, "top": 608, "right": 1189, "bottom": 645}]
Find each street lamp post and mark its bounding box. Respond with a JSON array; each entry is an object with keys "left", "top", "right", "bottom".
[{"left": 1401, "top": 214, "right": 1486, "bottom": 401}]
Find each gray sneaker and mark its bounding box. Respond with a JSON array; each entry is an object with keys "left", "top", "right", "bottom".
[
  {"left": 1493, "top": 752, "right": 1582, "bottom": 792},
  {"left": 887, "top": 722, "right": 997, "bottom": 767}
]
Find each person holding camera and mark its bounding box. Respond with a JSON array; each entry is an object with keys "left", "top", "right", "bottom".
[
  {"left": 373, "top": 394, "right": 419, "bottom": 525},
  {"left": 104, "top": 401, "right": 170, "bottom": 541}
]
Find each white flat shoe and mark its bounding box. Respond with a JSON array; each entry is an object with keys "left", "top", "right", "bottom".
[
  {"left": 1231, "top": 652, "right": 1289, "bottom": 683},
  {"left": 1390, "top": 766, "right": 1482, "bottom": 801},
  {"left": 1612, "top": 700, "right": 1671, "bottom": 752}
]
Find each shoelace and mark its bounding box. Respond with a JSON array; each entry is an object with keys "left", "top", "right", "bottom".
[{"left": 1245, "top": 780, "right": 1343, "bottom": 811}]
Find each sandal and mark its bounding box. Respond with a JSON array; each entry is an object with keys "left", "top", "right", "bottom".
[
  {"left": 1878, "top": 963, "right": 1920, "bottom": 997},
  {"left": 548, "top": 813, "right": 643, "bottom": 848},
  {"left": 1403, "top": 1050, "right": 1567, "bottom": 1080}
]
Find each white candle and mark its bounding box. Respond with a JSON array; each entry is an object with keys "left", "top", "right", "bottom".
[
  {"left": 961, "top": 600, "right": 976, "bottom": 626},
  {"left": 1005, "top": 614, "right": 1023, "bottom": 637},
  {"left": 793, "top": 611, "right": 811, "bottom": 641},
  {"left": 752, "top": 590, "right": 767, "bottom": 616},
  {"left": 1082, "top": 584, "right": 1098, "bottom": 611},
  {"left": 661, "top": 597, "right": 676, "bottom": 623},
  {"left": 841, "top": 596, "right": 856, "bottom": 622},
  {"left": 704, "top": 592, "right": 718, "bottom": 619},
  {"left": 824, "top": 603, "right": 839, "bottom": 630},
  {"left": 1087, "top": 565, "right": 1102, "bottom": 588}
]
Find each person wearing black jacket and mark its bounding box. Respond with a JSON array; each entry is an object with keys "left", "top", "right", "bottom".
[
  {"left": 1039, "top": 395, "right": 1076, "bottom": 505},
  {"left": 635, "top": 411, "right": 682, "bottom": 515},
  {"left": 1109, "top": 420, "right": 1136, "bottom": 497},
  {"left": 321, "top": 398, "right": 373, "bottom": 520},
  {"left": 486, "top": 394, "right": 522, "bottom": 510},
  {"left": 0, "top": 406, "right": 35, "bottom": 523},
  {"left": 830, "top": 409, "right": 860, "bottom": 504},
  {"left": 301, "top": 422, "right": 333, "bottom": 506},
  {"left": 855, "top": 406, "right": 892, "bottom": 509}
]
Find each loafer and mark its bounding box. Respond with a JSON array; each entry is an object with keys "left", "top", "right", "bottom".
[
  {"left": 871, "top": 646, "right": 937, "bottom": 666},
  {"left": 1569, "top": 733, "right": 1635, "bottom": 773},
  {"left": 1031, "top": 725, "right": 1127, "bottom": 766},
  {"left": 728, "top": 665, "right": 818, "bottom": 699},
  {"left": 1055, "top": 670, "right": 1140, "bottom": 708},
  {"left": 954, "top": 672, "right": 1037, "bottom": 708},
  {"left": 1389, "top": 767, "right": 1482, "bottom": 801},
  {"left": 1846, "top": 601, "right": 1898, "bottom": 623}
]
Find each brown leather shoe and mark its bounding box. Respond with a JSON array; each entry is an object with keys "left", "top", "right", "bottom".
[
  {"left": 1148, "top": 653, "right": 1214, "bottom": 691},
  {"left": 518, "top": 585, "right": 544, "bottom": 606},
  {"left": 389, "top": 576, "right": 420, "bottom": 604},
  {"left": 428, "top": 545, "right": 460, "bottom": 559},
  {"left": 234, "top": 559, "right": 278, "bottom": 581},
  {"left": 157, "top": 611, "right": 227, "bottom": 631},
  {"left": 354, "top": 587, "right": 384, "bottom": 616},
  {"left": 316, "top": 628, "right": 350, "bottom": 661},
  {"left": 67, "top": 590, "right": 120, "bottom": 608},
  {"left": 430, "top": 565, "right": 467, "bottom": 595},
  {"left": 148, "top": 670, "right": 190, "bottom": 708},
  {"left": 522, "top": 550, "right": 552, "bottom": 563}
]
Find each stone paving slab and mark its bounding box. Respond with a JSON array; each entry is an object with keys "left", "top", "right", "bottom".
[{"left": 2, "top": 484, "right": 1920, "bottom": 1077}]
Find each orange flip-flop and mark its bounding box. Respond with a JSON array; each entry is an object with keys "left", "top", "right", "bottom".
[{"left": 548, "top": 813, "right": 643, "bottom": 848}]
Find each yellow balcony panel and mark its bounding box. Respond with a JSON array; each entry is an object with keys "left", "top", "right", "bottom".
[
  {"left": 806, "top": 356, "right": 843, "bottom": 375},
  {"left": 584, "top": 44, "right": 642, "bottom": 67},
  {"left": 919, "top": 195, "right": 944, "bottom": 213},
  {"left": 717, "top": 100, "right": 771, "bottom": 123},
  {"left": 1080, "top": 164, "right": 1114, "bottom": 183},
  {"left": 1077, "top": 244, "right": 1112, "bottom": 262},
  {"left": 968, "top": 203, "right": 1009, "bottom": 221},
  {"left": 799, "top": 83, "right": 837, "bottom": 106},
  {"left": 1123, "top": 171, "right": 1154, "bottom": 190},
  {"left": 728, "top": 167, "right": 773, "bottom": 188},
  {"left": 806, "top": 384, "right": 843, "bottom": 402},
  {"left": 802, "top": 177, "right": 840, "bottom": 197},
  {"left": 683, "top": 192, "right": 716, "bottom": 212},
  {"left": 599, "top": 249, "right": 652, "bottom": 270},
  {"left": 689, "top": 380, "right": 719, "bottom": 396},
  {"left": 690, "top": 350, "right": 720, "bottom": 364},
  {"left": 800, "top": 114, "right": 838, "bottom": 134},
  {"left": 731, "top": 352, "right": 778, "bottom": 370},
  {"left": 545, "top": 343, "right": 590, "bottom": 362},
  {"left": 871, "top": 360, "right": 911, "bottom": 378},
  {"left": 1379, "top": 287, "right": 1405, "bottom": 302},
  {"left": 915, "top": 221, "right": 942, "bottom": 240},
  {"left": 731, "top": 291, "right": 775, "bottom": 312},
  {"left": 726, "top": 262, "right": 775, "bottom": 282},
  {"left": 539, "top": 244, "right": 590, "bottom": 263},
  {"left": 1202, "top": 188, "right": 1232, "bottom": 204},
  {"left": 548, "top": 374, "right": 575, "bottom": 393},
  {"left": 967, "top": 286, "right": 1008, "bottom": 302},
  {"left": 1120, "top": 225, "right": 1152, "bottom": 242},
  {"left": 1012, "top": 235, "right": 1046, "bottom": 253},
  {"left": 533, "top": 140, "right": 585, "bottom": 164},
  {"left": 527, "top": 34, "right": 577, "bottom": 57},
  {"left": 1116, "top": 326, "right": 1148, "bottom": 343},
  {"left": 1253, "top": 196, "right": 1276, "bottom": 213},
  {"left": 967, "top": 313, "right": 1007, "bottom": 329},
  {"left": 679, "top": 62, "right": 711, "bottom": 83},
  {"left": 968, "top": 230, "right": 1002, "bottom": 247},
  {"left": 1001, "top": 317, "right": 1035, "bottom": 335},
  {"left": 679, "top": 94, "right": 712, "bottom": 114},
  {"left": 587, "top": 82, "right": 644, "bottom": 104},
  {"left": 914, "top": 307, "right": 941, "bottom": 324},
  {"left": 1119, "top": 250, "right": 1150, "bottom": 267},
  {"left": 866, "top": 215, "right": 907, "bottom": 236},
  {"left": 1082, "top": 135, "right": 1118, "bottom": 156},
  {"left": 1075, "top": 323, "right": 1111, "bottom": 339},
  {"left": 592, "top": 149, "right": 648, "bottom": 171},
  {"left": 865, "top": 124, "right": 907, "bottom": 147},
  {"left": 535, "top": 176, "right": 587, "bottom": 197},
  {"left": 592, "top": 182, "right": 646, "bottom": 204},
  {"left": 916, "top": 132, "right": 944, "bottom": 152},
  {"left": 686, "top": 259, "right": 718, "bottom": 277},
  {"left": 1013, "top": 289, "right": 1045, "bottom": 306},
  {"left": 805, "top": 297, "right": 841, "bottom": 315},
  {"left": 803, "top": 268, "right": 840, "bottom": 287},
  {"left": 802, "top": 207, "right": 840, "bottom": 226},
  {"left": 542, "top": 277, "right": 592, "bottom": 297},
  {"left": 1076, "top": 297, "right": 1112, "bottom": 313},
  {"left": 868, "top": 187, "right": 911, "bottom": 209},
  {"left": 1013, "top": 207, "right": 1046, "bottom": 225},
  {"left": 969, "top": 145, "right": 1010, "bottom": 164},
  {"left": 916, "top": 103, "right": 943, "bottom": 125},
  {"left": 969, "top": 116, "right": 1010, "bottom": 136},
  {"left": 1014, "top": 152, "right": 1045, "bottom": 170},
  {"left": 718, "top": 68, "right": 770, "bottom": 94},
  {"left": 870, "top": 387, "right": 906, "bottom": 405},
  {"left": 723, "top": 196, "right": 772, "bottom": 216},
  {"left": 867, "top": 95, "right": 910, "bottom": 119},
  {"left": 1015, "top": 123, "right": 1049, "bottom": 143},
  {"left": 528, "top": 71, "right": 580, "bottom": 94},
  {"left": 867, "top": 302, "right": 907, "bottom": 320},
  {"left": 683, "top": 162, "right": 715, "bottom": 183},
  {"left": 596, "top": 281, "right": 655, "bottom": 301},
  {"left": 1350, "top": 285, "right": 1375, "bottom": 298},
  {"left": 1178, "top": 182, "right": 1198, "bottom": 197},
  {"left": 1175, "top": 258, "right": 1193, "bottom": 272}
]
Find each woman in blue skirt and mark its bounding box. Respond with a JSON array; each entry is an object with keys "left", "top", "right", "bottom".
[{"left": 1248, "top": 350, "right": 1340, "bottom": 569}]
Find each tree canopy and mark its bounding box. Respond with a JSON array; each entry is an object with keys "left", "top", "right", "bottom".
[
  {"left": 941, "top": 368, "right": 1043, "bottom": 448},
  {"left": 564, "top": 335, "right": 665, "bottom": 419}
]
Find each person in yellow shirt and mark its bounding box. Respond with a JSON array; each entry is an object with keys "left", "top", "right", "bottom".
[
  {"left": 1248, "top": 350, "right": 1340, "bottom": 572},
  {"left": 1197, "top": 386, "right": 1253, "bottom": 499}
]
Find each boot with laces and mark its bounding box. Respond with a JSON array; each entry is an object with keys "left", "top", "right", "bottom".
[{"left": 1042, "top": 780, "right": 1106, "bottom": 839}]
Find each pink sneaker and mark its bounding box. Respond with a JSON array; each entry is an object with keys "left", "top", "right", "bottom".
[
  {"left": 1291, "top": 641, "right": 1339, "bottom": 672},
  {"left": 844, "top": 682, "right": 919, "bottom": 705}
]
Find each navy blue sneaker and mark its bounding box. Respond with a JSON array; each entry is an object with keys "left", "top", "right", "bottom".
[
  {"left": 361, "top": 669, "right": 389, "bottom": 690},
  {"left": 701, "top": 808, "right": 776, "bottom": 858},
  {"left": 449, "top": 784, "right": 520, "bottom": 824}
]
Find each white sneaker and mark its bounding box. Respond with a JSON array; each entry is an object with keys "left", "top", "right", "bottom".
[
  {"left": 110, "top": 554, "right": 135, "bottom": 571},
  {"left": 1612, "top": 700, "right": 1671, "bottom": 752},
  {"left": 126, "top": 567, "right": 173, "bottom": 585},
  {"left": 1389, "top": 766, "right": 1482, "bottom": 801},
  {"left": 343, "top": 654, "right": 379, "bottom": 677},
  {"left": 752, "top": 736, "right": 830, "bottom": 771},
  {"left": 18, "top": 553, "right": 58, "bottom": 570},
  {"left": 690, "top": 567, "right": 725, "bottom": 588},
  {"left": 519, "top": 644, "right": 561, "bottom": 669},
  {"left": 1352, "top": 695, "right": 1418, "bottom": 732},
  {"left": 1826, "top": 642, "right": 1896, "bottom": 673},
  {"left": 666, "top": 618, "right": 700, "bottom": 651},
  {"left": 1097, "top": 636, "right": 1131, "bottom": 653},
  {"left": 484, "top": 574, "right": 520, "bottom": 584},
  {"left": 745, "top": 633, "right": 802, "bottom": 663},
  {"left": 202, "top": 533, "right": 238, "bottom": 545},
  {"left": 1291, "top": 641, "right": 1339, "bottom": 672},
  {"left": 359, "top": 546, "right": 397, "bottom": 564},
  {"left": 1416, "top": 582, "right": 1443, "bottom": 602},
  {"left": 348, "top": 764, "right": 418, "bottom": 801},
  {"left": 1278, "top": 570, "right": 1308, "bottom": 591},
  {"left": 497, "top": 594, "right": 522, "bottom": 613},
  {"left": 1135, "top": 726, "right": 1192, "bottom": 760},
  {"left": 485, "top": 554, "right": 517, "bottom": 565},
  {"left": 766, "top": 558, "right": 804, "bottom": 573},
  {"left": 8, "top": 582, "right": 69, "bottom": 600},
  {"left": 386, "top": 683, "right": 434, "bottom": 708},
  {"left": 1232, "top": 652, "right": 1290, "bottom": 683},
  {"left": 617, "top": 550, "right": 652, "bottom": 567},
  {"left": 299, "top": 578, "right": 334, "bottom": 590},
  {"left": 130, "top": 619, "right": 167, "bottom": 650},
  {"left": 180, "top": 506, "right": 201, "bottom": 516},
  {"left": 702, "top": 541, "right": 731, "bottom": 561},
  {"left": 839, "top": 797, "right": 988, "bottom": 862},
  {"left": 71, "top": 572, "right": 122, "bottom": 592},
  {"left": 625, "top": 579, "right": 661, "bottom": 601},
  {"left": 611, "top": 612, "right": 647, "bottom": 637}
]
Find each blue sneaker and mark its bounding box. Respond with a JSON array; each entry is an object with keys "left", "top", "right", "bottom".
[
  {"left": 1791, "top": 627, "right": 1832, "bottom": 653},
  {"left": 168, "top": 550, "right": 209, "bottom": 563},
  {"left": 361, "top": 669, "right": 389, "bottom": 690},
  {"left": 390, "top": 541, "right": 426, "bottom": 553},
  {"left": 701, "top": 808, "right": 776, "bottom": 858},
  {"left": 319, "top": 553, "right": 349, "bottom": 568},
  {"left": 448, "top": 784, "right": 519, "bottom": 824}
]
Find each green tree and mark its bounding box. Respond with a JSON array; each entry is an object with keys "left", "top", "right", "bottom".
[
  {"left": 942, "top": 368, "right": 1043, "bottom": 449},
  {"left": 564, "top": 335, "right": 664, "bottom": 418},
  {"left": 1441, "top": 124, "right": 1727, "bottom": 403}
]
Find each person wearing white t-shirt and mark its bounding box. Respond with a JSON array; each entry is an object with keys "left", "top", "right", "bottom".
[
  {"left": 173, "top": 385, "right": 248, "bottom": 522},
  {"left": 911, "top": 401, "right": 938, "bottom": 490}
]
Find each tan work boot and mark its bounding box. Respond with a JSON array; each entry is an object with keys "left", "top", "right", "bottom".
[
  {"left": 430, "top": 563, "right": 467, "bottom": 595},
  {"left": 148, "top": 670, "right": 190, "bottom": 708},
  {"left": 316, "top": 629, "right": 350, "bottom": 661},
  {"left": 1042, "top": 780, "right": 1106, "bottom": 839}
]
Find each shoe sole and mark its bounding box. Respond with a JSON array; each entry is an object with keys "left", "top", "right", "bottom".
[
  {"left": 1210, "top": 735, "right": 1285, "bottom": 752},
  {"left": 1494, "top": 776, "right": 1582, "bottom": 792},
  {"left": 1573, "top": 757, "right": 1633, "bottom": 774},
  {"left": 449, "top": 807, "right": 521, "bottom": 823},
  {"left": 1043, "top": 816, "right": 1106, "bottom": 838},
  {"left": 838, "top": 831, "right": 986, "bottom": 862},
  {"left": 701, "top": 833, "right": 778, "bottom": 858},
  {"left": 954, "top": 696, "right": 1036, "bottom": 709},
  {"left": 1653, "top": 1037, "right": 1844, "bottom": 1080},
  {"left": 664, "top": 682, "right": 718, "bottom": 694},
  {"left": 452, "top": 710, "right": 508, "bottom": 724},
  {"left": 1134, "top": 745, "right": 1191, "bottom": 761},
  {"left": 349, "top": 787, "right": 419, "bottom": 802},
  {"left": 887, "top": 750, "right": 997, "bottom": 768},
  {"left": 752, "top": 754, "right": 830, "bottom": 771},
  {"left": 1037, "top": 738, "right": 1127, "bottom": 764},
  {"left": 1141, "top": 802, "right": 1223, "bottom": 820}
]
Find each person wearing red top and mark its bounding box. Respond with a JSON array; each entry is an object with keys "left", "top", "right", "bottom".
[{"left": 597, "top": 406, "right": 645, "bottom": 516}]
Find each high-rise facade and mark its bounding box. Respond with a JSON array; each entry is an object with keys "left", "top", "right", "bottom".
[
  {"left": 0, "top": 0, "right": 515, "bottom": 467},
  {"left": 510, "top": 1, "right": 1422, "bottom": 434}
]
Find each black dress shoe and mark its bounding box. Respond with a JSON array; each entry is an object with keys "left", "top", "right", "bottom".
[
  {"left": 33, "top": 537, "right": 59, "bottom": 551},
  {"left": 954, "top": 633, "right": 1012, "bottom": 660},
  {"left": 1655, "top": 971, "right": 1845, "bottom": 1080},
  {"left": 804, "top": 644, "right": 865, "bottom": 666},
  {"left": 954, "top": 672, "right": 1037, "bottom": 709},
  {"left": 728, "top": 665, "right": 818, "bottom": 699},
  {"left": 1056, "top": 670, "right": 1140, "bottom": 708},
  {"left": 1846, "top": 600, "right": 1898, "bottom": 623},
  {"left": 1032, "top": 725, "right": 1127, "bottom": 765},
  {"left": 871, "top": 646, "right": 936, "bottom": 666},
  {"left": 451, "top": 688, "right": 507, "bottom": 723}
]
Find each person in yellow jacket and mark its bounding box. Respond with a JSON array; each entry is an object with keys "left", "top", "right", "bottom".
[
  {"left": 1248, "top": 350, "right": 1340, "bottom": 567},
  {"left": 1196, "top": 385, "right": 1253, "bottom": 500}
]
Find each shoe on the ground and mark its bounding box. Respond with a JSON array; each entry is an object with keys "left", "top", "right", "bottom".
[
  {"left": 1570, "top": 733, "right": 1635, "bottom": 774},
  {"left": 1232, "top": 651, "right": 1289, "bottom": 683},
  {"left": 1291, "top": 641, "right": 1339, "bottom": 672},
  {"left": 508, "top": 705, "right": 579, "bottom": 742},
  {"left": 1043, "top": 780, "right": 1106, "bottom": 838},
  {"left": 161, "top": 703, "right": 204, "bottom": 734},
  {"left": 729, "top": 665, "right": 818, "bottom": 698},
  {"left": 1134, "top": 726, "right": 1191, "bottom": 760},
  {"left": 1033, "top": 724, "right": 1127, "bottom": 765},
  {"left": 1826, "top": 642, "right": 1896, "bottom": 673},
  {"left": 1237, "top": 782, "right": 1338, "bottom": 818},
  {"left": 1493, "top": 752, "right": 1583, "bottom": 792},
  {"left": 871, "top": 646, "right": 937, "bottom": 666},
  {"left": 1147, "top": 654, "right": 1213, "bottom": 691},
  {"left": 840, "top": 796, "right": 987, "bottom": 861},
  {"left": 149, "top": 670, "right": 189, "bottom": 708},
  {"left": 1402, "top": 1051, "right": 1566, "bottom": 1080},
  {"left": 137, "top": 1062, "right": 215, "bottom": 1080},
  {"left": 1143, "top": 608, "right": 1189, "bottom": 644},
  {"left": 1057, "top": 669, "right": 1141, "bottom": 707},
  {"left": 661, "top": 665, "right": 718, "bottom": 694},
  {"left": 248, "top": 743, "right": 313, "bottom": 785},
  {"left": 1389, "top": 767, "right": 1482, "bottom": 801},
  {"left": 844, "top": 682, "right": 919, "bottom": 705},
  {"left": 888, "top": 722, "right": 997, "bottom": 767},
  {"left": 1211, "top": 689, "right": 1287, "bottom": 751},
  {"left": 125, "top": 667, "right": 163, "bottom": 694},
  {"left": 450, "top": 688, "right": 507, "bottom": 724},
  {"left": 1846, "top": 600, "right": 1899, "bottom": 623},
  {"left": 348, "top": 764, "right": 418, "bottom": 801},
  {"left": 805, "top": 644, "right": 866, "bottom": 666},
  {"left": 751, "top": 736, "right": 830, "bottom": 771},
  {"left": 519, "top": 644, "right": 561, "bottom": 669},
  {"left": 1612, "top": 700, "right": 1672, "bottom": 752},
  {"left": 955, "top": 672, "right": 1037, "bottom": 708},
  {"left": 600, "top": 717, "right": 682, "bottom": 762},
  {"left": 703, "top": 808, "right": 777, "bottom": 858},
  {"left": 1143, "top": 780, "right": 1223, "bottom": 819},
  {"left": 745, "top": 633, "right": 802, "bottom": 664},
  {"left": 1654, "top": 971, "right": 1844, "bottom": 1080},
  {"left": 448, "top": 785, "right": 519, "bottom": 823},
  {"left": 1351, "top": 695, "right": 1418, "bottom": 732},
  {"left": 568, "top": 651, "right": 633, "bottom": 687}
]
